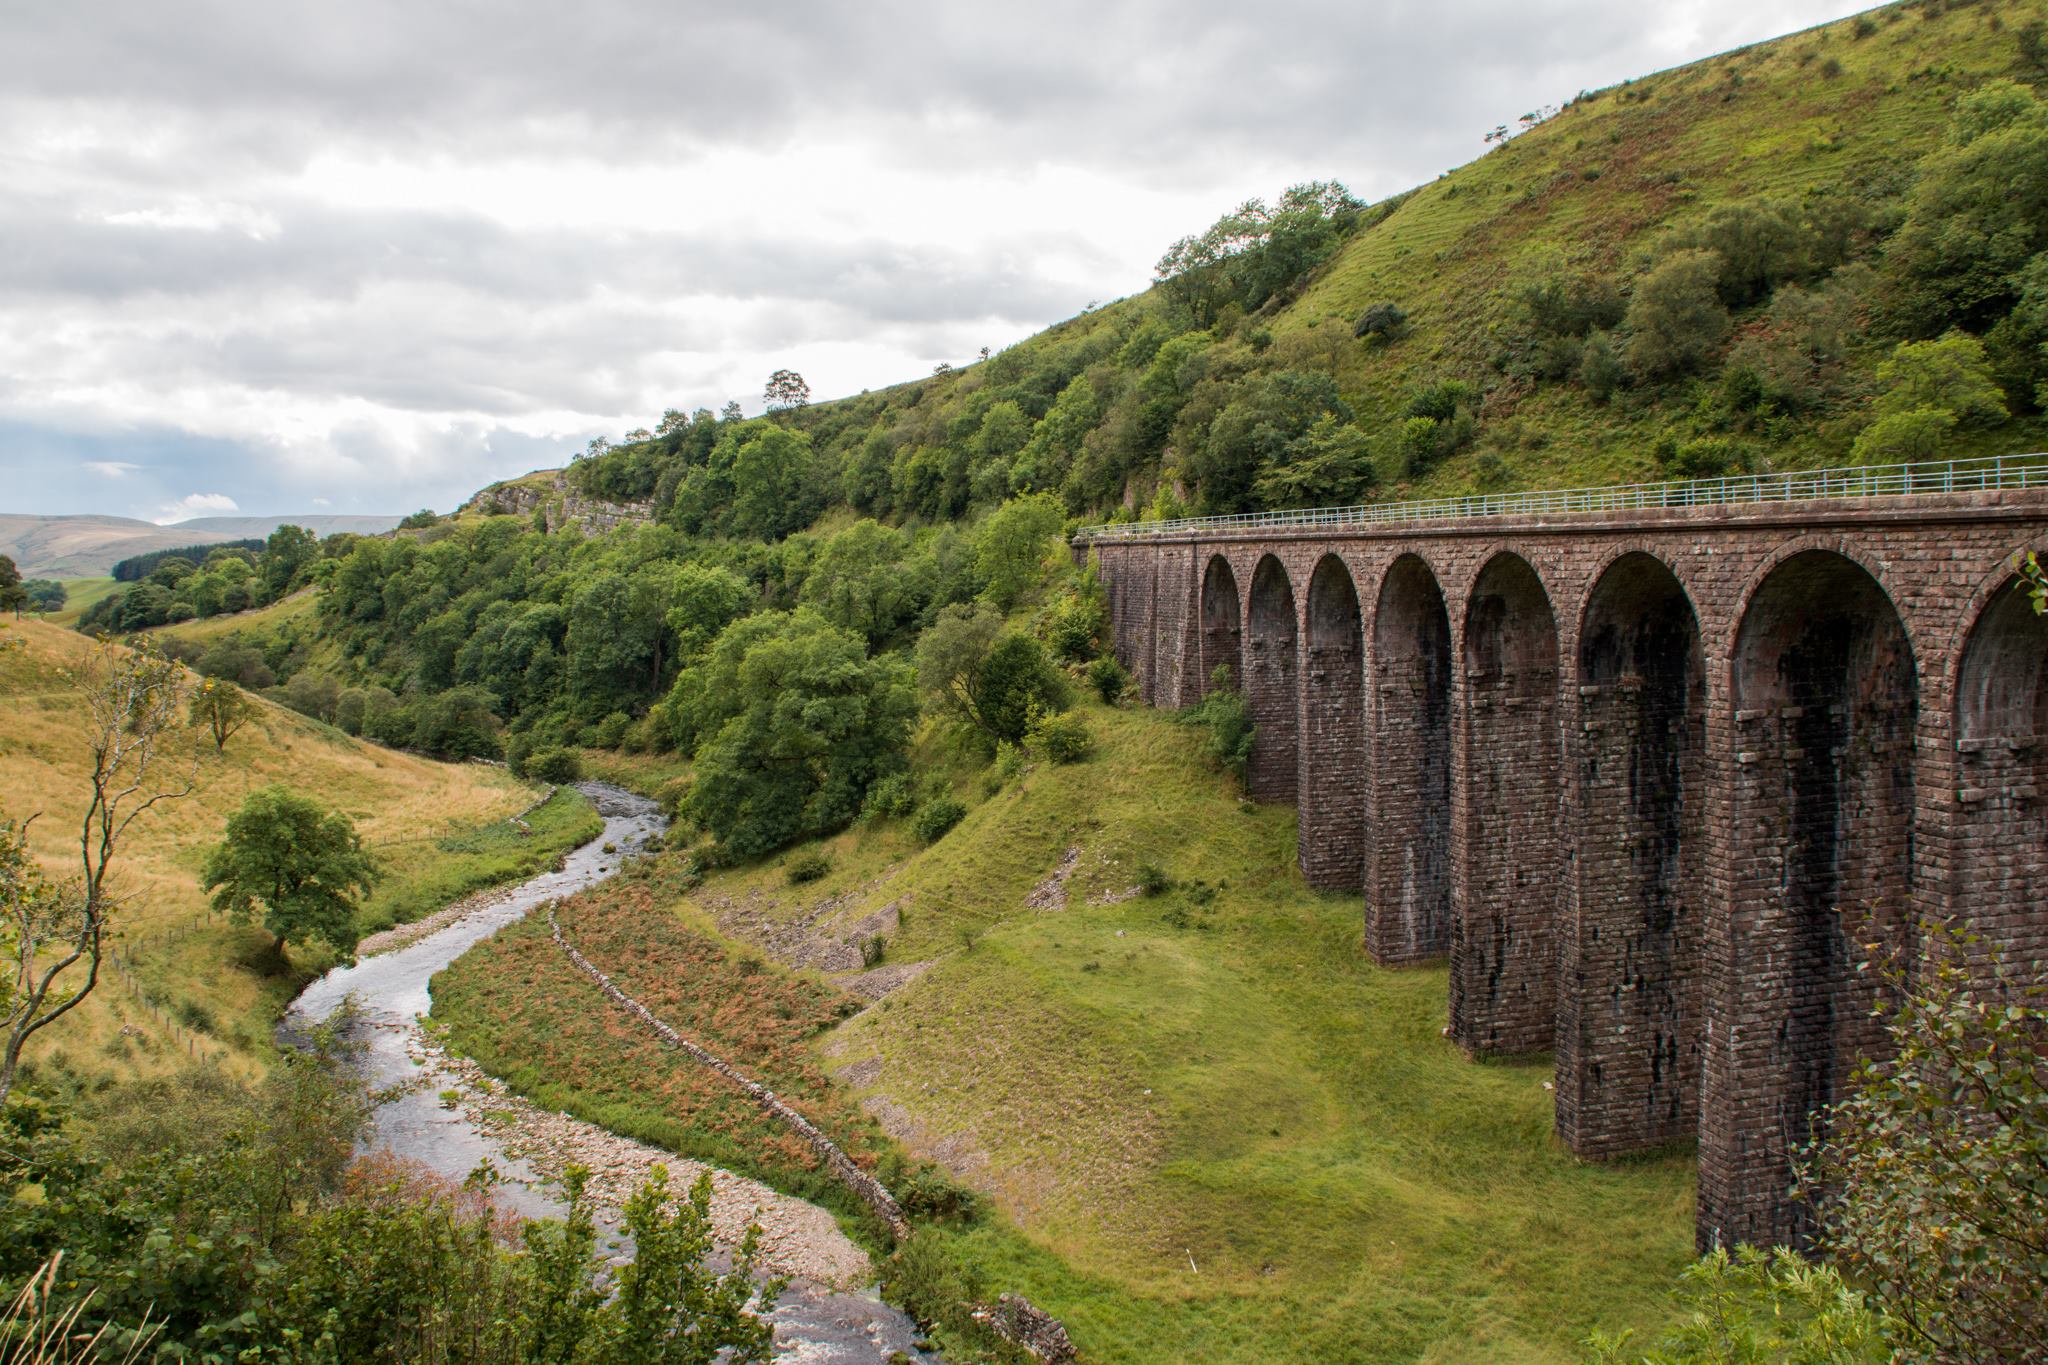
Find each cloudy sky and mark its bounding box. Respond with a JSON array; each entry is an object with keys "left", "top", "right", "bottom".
[{"left": 4, "top": 1, "right": 1874, "bottom": 522}]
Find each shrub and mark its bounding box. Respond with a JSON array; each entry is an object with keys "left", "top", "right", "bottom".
[
  {"left": 784, "top": 851, "right": 831, "bottom": 885},
  {"left": 1579, "top": 330, "right": 1625, "bottom": 400},
  {"left": 1025, "top": 706, "right": 1092, "bottom": 764},
  {"left": 986, "top": 741, "right": 1025, "bottom": 792},
  {"left": 862, "top": 773, "right": 917, "bottom": 822},
  {"left": 912, "top": 796, "right": 966, "bottom": 844},
  {"left": 1182, "top": 665, "right": 1257, "bottom": 786},
  {"left": 1658, "top": 436, "right": 1756, "bottom": 479},
  {"left": 1040, "top": 589, "right": 1107, "bottom": 662},
  {"left": 1851, "top": 408, "right": 1958, "bottom": 464},
  {"left": 1086, "top": 654, "right": 1130, "bottom": 704},
  {"left": 1136, "top": 863, "right": 1171, "bottom": 896},
  {"left": 1624, "top": 248, "right": 1732, "bottom": 379},
  {"left": 527, "top": 747, "right": 583, "bottom": 784},
  {"left": 1352, "top": 301, "right": 1409, "bottom": 342},
  {"left": 590, "top": 711, "right": 633, "bottom": 750}
]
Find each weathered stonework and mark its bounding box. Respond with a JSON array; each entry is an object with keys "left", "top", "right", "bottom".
[
  {"left": 463, "top": 473, "right": 655, "bottom": 536},
  {"left": 1086, "top": 489, "right": 2048, "bottom": 1249}
]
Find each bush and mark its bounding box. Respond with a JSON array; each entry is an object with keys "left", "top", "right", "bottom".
[
  {"left": 1624, "top": 248, "right": 1732, "bottom": 380},
  {"left": 1040, "top": 589, "right": 1107, "bottom": 663},
  {"left": 862, "top": 772, "right": 917, "bottom": 822},
  {"left": 1025, "top": 706, "right": 1092, "bottom": 763},
  {"left": 1658, "top": 436, "right": 1755, "bottom": 479},
  {"left": 1352, "top": 301, "right": 1409, "bottom": 342},
  {"left": 504, "top": 730, "right": 536, "bottom": 776},
  {"left": 784, "top": 851, "right": 831, "bottom": 885},
  {"left": 1851, "top": 408, "right": 1957, "bottom": 464},
  {"left": 1182, "top": 665, "right": 1256, "bottom": 786},
  {"left": 1086, "top": 654, "right": 1130, "bottom": 704},
  {"left": 912, "top": 796, "right": 966, "bottom": 843},
  {"left": 986, "top": 741, "right": 1025, "bottom": 793},
  {"left": 1136, "top": 863, "right": 1171, "bottom": 896},
  {"left": 589, "top": 710, "right": 633, "bottom": 750},
  {"left": 1578, "top": 330, "right": 1625, "bottom": 400},
  {"left": 527, "top": 747, "right": 583, "bottom": 784}
]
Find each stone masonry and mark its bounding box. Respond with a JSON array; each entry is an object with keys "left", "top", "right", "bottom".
[{"left": 1087, "top": 488, "right": 2048, "bottom": 1249}]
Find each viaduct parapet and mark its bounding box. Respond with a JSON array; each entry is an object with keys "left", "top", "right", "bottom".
[{"left": 1079, "top": 460, "right": 2048, "bottom": 1249}]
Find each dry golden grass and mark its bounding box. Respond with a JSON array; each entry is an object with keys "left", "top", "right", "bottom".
[{"left": 0, "top": 619, "right": 535, "bottom": 1090}]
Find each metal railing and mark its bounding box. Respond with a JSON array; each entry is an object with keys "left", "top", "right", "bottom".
[{"left": 1074, "top": 454, "right": 2048, "bottom": 542}]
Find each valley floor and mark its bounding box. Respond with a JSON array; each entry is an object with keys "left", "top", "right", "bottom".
[{"left": 433, "top": 700, "right": 1696, "bottom": 1362}]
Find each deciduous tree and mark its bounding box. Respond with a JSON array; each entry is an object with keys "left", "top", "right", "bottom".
[{"left": 205, "top": 785, "right": 378, "bottom": 958}]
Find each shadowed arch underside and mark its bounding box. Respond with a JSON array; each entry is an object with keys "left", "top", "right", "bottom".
[
  {"left": 1952, "top": 582, "right": 2048, "bottom": 967},
  {"left": 1245, "top": 556, "right": 1299, "bottom": 804},
  {"left": 1702, "top": 550, "right": 1917, "bottom": 1251},
  {"left": 1200, "top": 556, "right": 1243, "bottom": 695},
  {"left": 1301, "top": 555, "right": 1366, "bottom": 889},
  {"left": 1452, "top": 554, "right": 1561, "bottom": 1055},
  {"left": 1367, "top": 555, "right": 1452, "bottom": 963},
  {"left": 1558, "top": 552, "right": 1704, "bottom": 1159}
]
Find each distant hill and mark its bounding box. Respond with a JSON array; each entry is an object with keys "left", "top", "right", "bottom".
[{"left": 0, "top": 513, "right": 403, "bottom": 578}]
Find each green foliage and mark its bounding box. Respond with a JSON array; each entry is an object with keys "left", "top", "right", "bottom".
[
  {"left": 1086, "top": 654, "right": 1130, "bottom": 704},
  {"left": 671, "top": 420, "right": 823, "bottom": 541},
  {"left": 1184, "top": 368, "right": 1355, "bottom": 511},
  {"left": 1352, "top": 301, "right": 1409, "bottom": 342},
  {"left": 398, "top": 508, "right": 441, "bottom": 529},
  {"left": 911, "top": 796, "right": 967, "bottom": 844},
  {"left": 1586, "top": 1247, "right": 1888, "bottom": 1364},
  {"left": 1039, "top": 564, "right": 1108, "bottom": 663},
  {"left": 668, "top": 610, "right": 914, "bottom": 859},
  {"left": 784, "top": 851, "right": 831, "bottom": 885},
  {"left": 1180, "top": 666, "right": 1256, "bottom": 786},
  {"left": 1625, "top": 248, "right": 1733, "bottom": 380},
  {"left": 1154, "top": 181, "right": 1362, "bottom": 326},
  {"left": 860, "top": 772, "right": 918, "bottom": 823},
  {"left": 1657, "top": 436, "right": 1756, "bottom": 479},
  {"left": 204, "top": 784, "right": 378, "bottom": 956},
  {"left": 1024, "top": 705, "right": 1091, "bottom": 764},
  {"left": 975, "top": 495, "right": 1065, "bottom": 611},
  {"left": 918, "top": 616, "right": 1072, "bottom": 748},
  {"left": 411, "top": 685, "right": 503, "bottom": 762},
  {"left": 0, "top": 557, "right": 26, "bottom": 617},
  {"left": 1888, "top": 79, "right": 2048, "bottom": 335},
  {"left": 528, "top": 747, "right": 583, "bottom": 784},
  {"left": 801, "top": 518, "right": 927, "bottom": 648},
  {"left": 0, "top": 1059, "right": 777, "bottom": 1361},
  {"left": 187, "top": 677, "right": 252, "bottom": 753},
  {"left": 1804, "top": 920, "right": 2048, "bottom": 1362},
  {"left": 22, "top": 578, "right": 66, "bottom": 613},
  {"left": 1852, "top": 331, "right": 2007, "bottom": 463}
]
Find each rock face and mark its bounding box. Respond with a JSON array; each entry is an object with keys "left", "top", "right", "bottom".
[
  {"left": 463, "top": 472, "right": 653, "bottom": 535},
  {"left": 974, "top": 1294, "right": 1077, "bottom": 1364}
]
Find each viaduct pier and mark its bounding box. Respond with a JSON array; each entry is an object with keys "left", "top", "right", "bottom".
[{"left": 1080, "top": 456, "right": 2048, "bottom": 1249}]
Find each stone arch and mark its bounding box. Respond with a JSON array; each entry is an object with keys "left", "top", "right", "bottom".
[
  {"left": 1245, "top": 555, "right": 1300, "bottom": 804},
  {"left": 1199, "top": 555, "right": 1243, "bottom": 695},
  {"left": 1301, "top": 554, "right": 1367, "bottom": 889},
  {"left": 1451, "top": 552, "right": 1562, "bottom": 1054},
  {"left": 1951, "top": 574, "right": 2048, "bottom": 967},
  {"left": 1704, "top": 549, "right": 1918, "bottom": 1249},
  {"left": 1556, "top": 550, "right": 1705, "bottom": 1159},
  {"left": 1367, "top": 553, "right": 1453, "bottom": 962}
]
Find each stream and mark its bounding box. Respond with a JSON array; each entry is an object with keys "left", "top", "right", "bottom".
[{"left": 286, "top": 782, "right": 932, "bottom": 1362}]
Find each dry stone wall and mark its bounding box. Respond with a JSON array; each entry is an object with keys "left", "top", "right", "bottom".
[{"left": 1087, "top": 488, "right": 2048, "bottom": 1249}]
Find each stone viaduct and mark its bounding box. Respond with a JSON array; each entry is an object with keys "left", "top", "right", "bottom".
[{"left": 1080, "top": 462, "right": 2048, "bottom": 1250}]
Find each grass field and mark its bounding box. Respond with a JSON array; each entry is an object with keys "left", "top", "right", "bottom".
[
  {"left": 35, "top": 576, "right": 119, "bottom": 628},
  {"left": 0, "top": 619, "right": 596, "bottom": 1092},
  {"left": 434, "top": 697, "right": 1695, "bottom": 1361}
]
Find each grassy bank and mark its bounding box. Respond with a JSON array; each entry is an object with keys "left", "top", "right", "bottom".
[
  {"left": 0, "top": 620, "right": 590, "bottom": 1092},
  {"left": 424, "top": 698, "right": 1694, "bottom": 1360}
]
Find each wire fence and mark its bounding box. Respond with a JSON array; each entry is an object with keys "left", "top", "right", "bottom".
[{"left": 1074, "top": 453, "right": 2048, "bottom": 542}]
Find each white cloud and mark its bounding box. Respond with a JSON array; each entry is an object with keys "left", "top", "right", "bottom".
[
  {"left": 83, "top": 460, "right": 140, "bottom": 477},
  {"left": 152, "top": 491, "right": 238, "bottom": 524}
]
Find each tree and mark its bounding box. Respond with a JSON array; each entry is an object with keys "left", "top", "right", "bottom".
[
  {"left": 1, "top": 638, "right": 192, "bottom": 1104},
  {"left": 205, "top": 785, "right": 378, "bottom": 958},
  {"left": 189, "top": 677, "right": 254, "bottom": 753},
  {"left": 1624, "top": 248, "right": 1733, "bottom": 380},
  {"left": 917, "top": 604, "right": 1070, "bottom": 744},
  {"left": 667, "top": 611, "right": 915, "bottom": 858},
  {"left": 974, "top": 494, "right": 1065, "bottom": 611},
  {"left": 801, "top": 519, "right": 927, "bottom": 649},
  {"left": 23, "top": 579, "right": 66, "bottom": 613},
  {"left": 763, "top": 368, "right": 811, "bottom": 413},
  {"left": 261, "top": 524, "right": 317, "bottom": 601},
  {"left": 1802, "top": 918, "right": 2048, "bottom": 1361},
  {"left": 1851, "top": 332, "right": 2008, "bottom": 464},
  {"left": 1889, "top": 79, "right": 2048, "bottom": 335},
  {"left": 0, "top": 555, "right": 26, "bottom": 617}
]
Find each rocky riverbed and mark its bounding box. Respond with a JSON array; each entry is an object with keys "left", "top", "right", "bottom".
[{"left": 287, "top": 782, "right": 931, "bottom": 1362}]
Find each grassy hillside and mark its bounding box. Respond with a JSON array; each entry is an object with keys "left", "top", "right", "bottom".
[
  {"left": 432, "top": 698, "right": 1695, "bottom": 1361},
  {"left": 0, "top": 619, "right": 596, "bottom": 1093},
  {"left": 37, "top": 575, "right": 119, "bottom": 627}
]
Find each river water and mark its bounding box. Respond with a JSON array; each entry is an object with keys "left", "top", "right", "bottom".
[{"left": 286, "top": 782, "right": 931, "bottom": 1361}]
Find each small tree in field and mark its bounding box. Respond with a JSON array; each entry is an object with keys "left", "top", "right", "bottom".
[
  {"left": 1, "top": 638, "right": 192, "bottom": 1104},
  {"left": 189, "top": 677, "right": 253, "bottom": 753},
  {"left": 205, "top": 785, "right": 378, "bottom": 960}
]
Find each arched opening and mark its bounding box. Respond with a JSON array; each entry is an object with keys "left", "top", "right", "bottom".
[
  {"left": 1301, "top": 555, "right": 1366, "bottom": 889},
  {"left": 1200, "top": 556, "right": 1243, "bottom": 695},
  {"left": 1245, "top": 556, "right": 1299, "bottom": 804},
  {"left": 1452, "top": 553, "right": 1561, "bottom": 1054},
  {"left": 1367, "top": 554, "right": 1452, "bottom": 963},
  {"left": 1954, "top": 582, "right": 2048, "bottom": 965},
  {"left": 1704, "top": 550, "right": 1917, "bottom": 1249},
  {"left": 1557, "top": 552, "right": 1703, "bottom": 1158}
]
